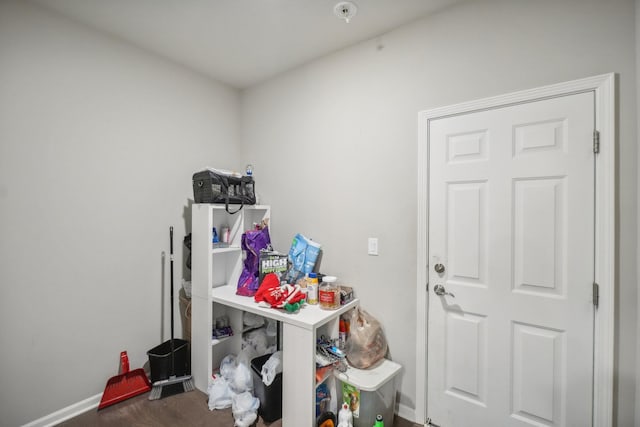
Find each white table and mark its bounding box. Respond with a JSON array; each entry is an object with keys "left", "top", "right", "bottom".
[{"left": 210, "top": 285, "right": 359, "bottom": 426}]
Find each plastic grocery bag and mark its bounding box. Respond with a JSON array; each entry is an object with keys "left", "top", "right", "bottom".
[
  {"left": 207, "top": 374, "right": 233, "bottom": 410},
  {"left": 220, "top": 355, "right": 237, "bottom": 382},
  {"left": 231, "top": 363, "right": 253, "bottom": 394},
  {"left": 232, "top": 391, "right": 260, "bottom": 427},
  {"left": 261, "top": 351, "right": 283, "bottom": 386},
  {"left": 237, "top": 224, "right": 271, "bottom": 296},
  {"left": 218, "top": 354, "right": 253, "bottom": 394},
  {"left": 344, "top": 307, "right": 388, "bottom": 369}
]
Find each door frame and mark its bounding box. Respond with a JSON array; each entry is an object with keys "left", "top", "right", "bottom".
[{"left": 415, "top": 73, "right": 615, "bottom": 426}]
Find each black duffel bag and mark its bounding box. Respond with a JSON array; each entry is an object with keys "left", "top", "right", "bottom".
[{"left": 192, "top": 169, "right": 256, "bottom": 213}]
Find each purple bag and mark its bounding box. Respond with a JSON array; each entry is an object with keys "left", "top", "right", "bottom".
[{"left": 236, "top": 226, "right": 271, "bottom": 296}]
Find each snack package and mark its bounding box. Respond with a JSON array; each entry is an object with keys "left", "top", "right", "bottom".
[{"left": 259, "top": 251, "right": 288, "bottom": 284}]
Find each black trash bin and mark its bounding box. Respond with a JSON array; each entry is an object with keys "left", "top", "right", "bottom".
[{"left": 251, "top": 353, "right": 282, "bottom": 423}]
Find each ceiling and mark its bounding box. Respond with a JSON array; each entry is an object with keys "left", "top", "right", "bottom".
[{"left": 34, "top": 0, "right": 462, "bottom": 89}]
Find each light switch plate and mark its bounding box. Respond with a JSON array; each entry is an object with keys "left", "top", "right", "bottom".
[{"left": 368, "top": 237, "right": 378, "bottom": 256}]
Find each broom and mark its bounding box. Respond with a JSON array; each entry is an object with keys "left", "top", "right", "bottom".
[{"left": 149, "top": 226, "right": 195, "bottom": 400}]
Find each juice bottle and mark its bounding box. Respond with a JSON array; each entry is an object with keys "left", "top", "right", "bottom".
[
  {"left": 319, "top": 276, "right": 339, "bottom": 310},
  {"left": 307, "top": 272, "right": 318, "bottom": 305}
]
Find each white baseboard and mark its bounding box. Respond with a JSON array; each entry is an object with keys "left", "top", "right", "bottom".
[
  {"left": 397, "top": 402, "right": 418, "bottom": 424},
  {"left": 22, "top": 393, "right": 101, "bottom": 427},
  {"left": 25, "top": 393, "right": 416, "bottom": 427}
]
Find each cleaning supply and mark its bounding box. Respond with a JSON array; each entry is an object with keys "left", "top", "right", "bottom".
[
  {"left": 337, "top": 402, "right": 353, "bottom": 427},
  {"left": 373, "top": 414, "right": 384, "bottom": 427},
  {"left": 212, "top": 227, "right": 219, "bottom": 245},
  {"left": 98, "top": 351, "right": 151, "bottom": 410},
  {"left": 221, "top": 226, "right": 230, "bottom": 243},
  {"left": 339, "top": 319, "right": 347, "bottom": 349},
  {"left": 148, "top": 226, "right": 196, "bottom": 400}
]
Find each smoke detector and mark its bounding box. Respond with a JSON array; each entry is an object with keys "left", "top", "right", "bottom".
[{"left": 334, "top": 1, "right": 357, "bottom": 24}]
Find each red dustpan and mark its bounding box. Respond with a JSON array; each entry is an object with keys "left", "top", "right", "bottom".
[{"left": 98, "top": 351, "right": 151, "bottom": 410}]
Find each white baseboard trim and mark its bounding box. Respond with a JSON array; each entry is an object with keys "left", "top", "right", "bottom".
[
  {"left": 22, "top": 393, "right": 101, "bottom": 427},
  {"left": 26, "top": 393, "right": 416, "bottom": 427},
  {"left": 397, "top": 402, "right": 417, "bottom": 424}
]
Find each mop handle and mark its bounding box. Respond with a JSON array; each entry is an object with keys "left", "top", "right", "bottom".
[{"left": 169, "top": 226, "right": 175, "bottom": 376}]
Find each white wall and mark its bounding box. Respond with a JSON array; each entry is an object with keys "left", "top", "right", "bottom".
[
  {"left": 0, "top": 1, "right": 240, "bottom": 425},
  {"left": 3, "top": 0, "right": 638, "bottom": 425},
  {"left": 241, "top": 0, "right": 638, "bottom": 423}
]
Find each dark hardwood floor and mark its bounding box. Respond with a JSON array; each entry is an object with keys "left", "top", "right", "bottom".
[{"left": 56, "top": 390, "right": 420, "bottom": 427}]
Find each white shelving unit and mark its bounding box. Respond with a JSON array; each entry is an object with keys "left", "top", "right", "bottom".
[
  {"left": 191, "top": 204, "right": 271, "bottom": 392},
  {"left": 191, "top": 203, "right": 358, "bottom": 426}
]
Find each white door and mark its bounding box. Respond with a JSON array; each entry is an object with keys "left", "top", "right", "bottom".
[{"left": 427, "top": 92, "right": 595, "bottom": 427}]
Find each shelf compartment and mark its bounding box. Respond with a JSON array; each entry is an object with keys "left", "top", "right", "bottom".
[
  {"left": 212, "top": 246, "right": 241, "bottom": 254},
  {"left": 212, "top": 335, "right": 233, "bottom": 346},
  {"left": 316, "top": 365, "right": 335, "bottom": 388},
  {"left": 210, "top": 249, "right": 243, "bottom": 289}
]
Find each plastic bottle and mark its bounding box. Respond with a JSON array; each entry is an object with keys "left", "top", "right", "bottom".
[
  {"left": 339, "top": 319, "right": 347, "bottom": 350},
  {"left": 307, "top": 272, "right": 318, "bottom": 305},
  {"left": 373, "top": 414, "right": 384, "bottom": 427},
  {"left": 212, "top": 227, "right": 219, "bottom": 246},
  {"left": 319, "top": 276, "right": 340, "bottom": 310},
  {"left": 245, "top": 164, "right": 259, "bottom": 204},
  {"left": 337, "top": 402, "right": 353, "bottom": 427},
  {"left": 221, "top": 225, "right": 230, "bottom": 244}
]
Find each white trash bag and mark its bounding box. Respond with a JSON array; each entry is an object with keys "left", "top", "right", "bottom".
[
  {"left": 232, "top": 391, "right": 260, "bottom": 427},
  {"left": 261, "top": 351, "right": 283, "bottom": 386},
  {"left": 237, "top": 344, "right": 258, "bottom": 369},
  {"left": 243, "top": 328, "right": 270, "bottom": 356},
  {"left": 266, "top": 318, "right": 277, "bottom": 337},
  {"left": 207, "top": 374, "right": 233, "bottom": 410},
  {"left": 243, "top": 312, "right": 265, "bottom": 329},
  {"left": 220, "top": 354, "right": 237, "bottom": 382},
  {"left": 231, "top": 361, "right": 253, "bottom": 394}
]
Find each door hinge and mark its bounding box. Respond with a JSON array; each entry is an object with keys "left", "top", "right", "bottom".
[
  {"left": 593, "top": 282, "right": 599, "bottom": 308},
  {"left": 426, "top": 282, "right": 429, "bottom": 292},
  {"left": 593, "top": 130, "right": 600, "bottom": 154},
  {"left": 426, "top": 418, "right": 441, "bottom": 427}
]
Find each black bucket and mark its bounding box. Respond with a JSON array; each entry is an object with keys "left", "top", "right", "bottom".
[{"left": 147, "top": 339, "right": 190, "bottom": 383}]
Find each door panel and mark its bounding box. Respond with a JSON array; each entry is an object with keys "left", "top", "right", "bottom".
[
  {"left": 512, "top": 322, "right": 565, "bottom": 425},
  {"left": 427, "top": 92, "right": 594, "bottom": 427},
  {"left": 513, "top": 177, "right": 565, "bottom": 294},
  {"left": 445, "top": 311, "right": 487, "bottom": 405},
  {"left": 447, "top": 181, "right": 487, "bottom": 285}
]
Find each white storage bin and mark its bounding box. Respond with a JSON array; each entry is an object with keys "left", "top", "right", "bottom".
[{"left": 334, "top": 359, "right": 402, "bottom": 427}]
